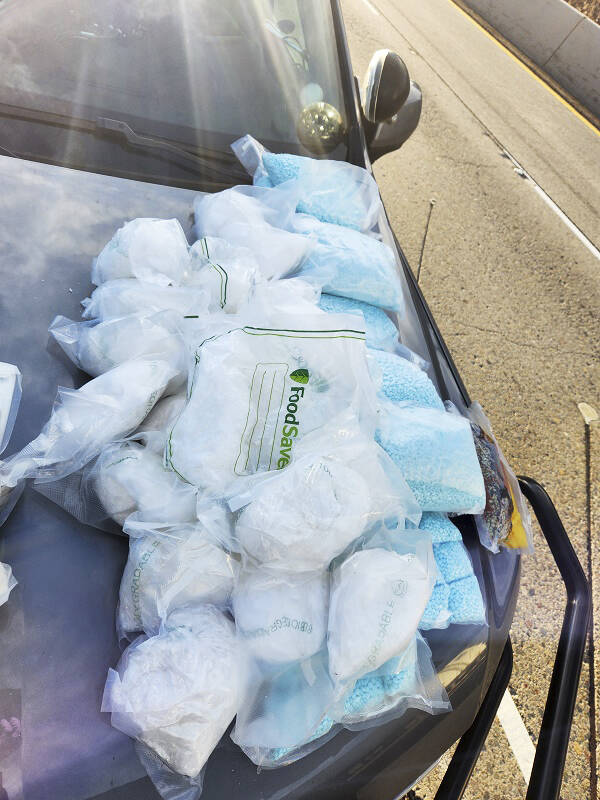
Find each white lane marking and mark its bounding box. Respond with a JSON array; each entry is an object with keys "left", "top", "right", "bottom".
[
  {"left": 503, "top": 150, "right": 600, "bottom": 261},
  {"left": 360, "top": 0, "right": 381, "bottom": 16},
  {"left": 496, "top": 689, "right": 536, "bottom": 783}
]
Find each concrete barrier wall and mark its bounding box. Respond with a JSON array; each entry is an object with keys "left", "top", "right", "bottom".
[{"left": 463, "top": 0, "right": 600, "bottom": 118}]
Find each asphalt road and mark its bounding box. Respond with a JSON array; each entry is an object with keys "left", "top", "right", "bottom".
[{"left": 340, "top": 0, "right": 600, "bottom": 797}]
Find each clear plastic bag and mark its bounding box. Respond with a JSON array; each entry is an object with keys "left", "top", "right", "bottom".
[
  {"left": 49, "top": 312, "right": 188, "bottom": 394},
  {"left": 468, "top": 402, "right": 534, "bottom": 553},
  {"left": 136, "top": 392, "right": 187, "bottom": 439},
  {"left": 103, "top": 605, "right": 244, "bottom": 795},
  {"left": 231, "top": 647, "right": 335, "bottom": 765},
  {"left": 117, "top": 523, "right": 239, "bottom": 639},
  {"left": 0, "top": 359, "right": 176, "bottom": 488},
  {"left": 317, "top": 294, "right": 398, "bottom": 352},
  {"left": 82, "top": 279, "right": 208, "bottom": 321},
  {"left": 0, "top": 362, "right": 22, "bottom": 456},
  {"left": 376, "top": 403, "right": 486, "bottom": 513},
  {"left": 233, "top": 567, "right": 329, "bottom": 665},
  {"left": 232, "top": 134, "right": 382, "bottom": 232},
  {"left": 187, "top": 237, "right": 260, "bottom": 313},
  {"left": 165, "top": 312, "right": 378, "bottom": 496},
  {"left": 327, "top": 531, "right": 435, "bottom": 692},
  {"left": 193, "top": 184, "right": 310, "bottom": 280},
  {"left": 92, "top": 218, "right": 192, "bottom": 286},
  {"left": 0, "top": 560, "right": 17, "bottom": 606},
  {"left": 290, "top": 214, "right": 405, "bottom": 312},
  {"left": 229, "top": 422, "right": 420, "bottom": 572}
]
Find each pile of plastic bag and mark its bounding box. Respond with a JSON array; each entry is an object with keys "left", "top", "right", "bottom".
[{"left": 0, "top": 135, "right": 533, "bottom": 798}]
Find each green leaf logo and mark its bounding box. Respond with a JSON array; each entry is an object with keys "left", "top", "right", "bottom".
[{"left": 290, "top": 368, "right": 309, "bottom": 384}]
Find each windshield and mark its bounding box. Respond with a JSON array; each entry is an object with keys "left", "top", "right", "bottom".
[{"left": 0, "top": 0, "right": 347, "bottom": 188}]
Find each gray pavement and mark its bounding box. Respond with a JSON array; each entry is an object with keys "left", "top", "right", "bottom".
[{"left": 341, "top": 0, "right": 600, "bottom": 796}]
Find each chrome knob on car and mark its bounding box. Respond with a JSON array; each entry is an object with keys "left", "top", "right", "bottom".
[{"left": 296, "top": 101, "right": 345, "bottom": 154}]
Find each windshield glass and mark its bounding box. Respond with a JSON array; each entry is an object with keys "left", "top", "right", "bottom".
[{"left": 0, "top": 0, "right": 347, "bottom": 188}]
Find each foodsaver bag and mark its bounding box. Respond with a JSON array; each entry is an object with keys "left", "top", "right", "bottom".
[
  {"left": 50, "top": 312, "right": 188, "bottom": 394},
  {"left": 193, "top": 183, "right": 310, "bottom": 280},
  {"left": 376, "top": 402, "right": 486, "bottom": 513},
  {"left": 229, "top": 422, "right": 420, "bottom": 572},
  {"left": 118, "top": 523, "right": 239, "bottom": 639},
  {"left": 0, "top": 359, "right": 176, "bottom": 488},
  {"left": 103, "top": 605, "right": 244, "bottom": 798},
  {"left": 82, "top": 279, "right": 208, "bottom": 321},
  {"left": 92, "top": 218, "right": 192, "bottom": 286},
  {"left": 468, "top": 402, "right": 534, "bottom": 553},
  {"left": 369, "top": 349, "right": 444, "bottom": 409},
  {"left": 165, "top": 312, "right": 378, "bottom": 496},
  {"left": 232, "top": 134, "right": 382, "bottom": 232}
]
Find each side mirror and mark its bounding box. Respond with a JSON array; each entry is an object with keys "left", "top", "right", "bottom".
[
  {"left": 365, "top": 81, "right": 422, "bottom": 162},
  {"left": 362, "top": 49, "right": 411, "bottom": 124}
]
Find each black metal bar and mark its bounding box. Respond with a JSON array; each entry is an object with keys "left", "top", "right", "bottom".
[
  {"left": 433, "top": 640, "right": 513, "bottom": 800},
  {"left": 519, "top": 477, "right": 591, "bottom": 800}
]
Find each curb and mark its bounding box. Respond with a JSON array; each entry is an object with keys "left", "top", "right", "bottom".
[{"left": 459, "top": 0, "right": 600, "bottom": 123}]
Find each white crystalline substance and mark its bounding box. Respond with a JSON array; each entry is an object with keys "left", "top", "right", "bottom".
[
  {"left": 92, "top": 218, "right": 191, "bottom": 286},
  {"left": 328, "top": 548, "right": 433, "bottom": 684},
  {"left": 104, "top": 606, "right": 243, "bottom": 779},
  {"left": 188, "top": 237, "right": 259, "bottom": 313},
  {"left": 193, "top": 187, "right": 310, "bottom": 280},
  {"left": 118, "top": 527, "right": 238, "bottom": 637},
  {"left": 233, "top": 568, "right": 328, "bottom": 664},
  {"left": 236, "top": 457, "right": 371, "bottom": 570},
  {"left": 94, "top": 441, "right": 197, "bottom": 526},
  {"left": 82, "top": 279, "right": 207, "bottom": 321},
  {"left": 0, "top": 561, "right": 17, "bottom": 606},
  {"left": 50, "top": 313, "right": 187, "bottom": 394},
  {"left": 165, "top": 315, "right": 376, "bottom": 495},
  {"left": 0, "top": 359, "right": 176, "bottom": 488}
]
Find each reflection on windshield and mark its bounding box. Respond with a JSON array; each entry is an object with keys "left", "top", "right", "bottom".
[{"left": 0, "top": 0, "right": 347, "bottom": 187}]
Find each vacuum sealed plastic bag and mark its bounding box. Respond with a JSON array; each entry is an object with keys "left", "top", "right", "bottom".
[
  {"left": 468, "top": 402, "right": 533, "bottom": 553},
  {"left": 231, "top": 647, "right": 335, "bottom": 766},
  {"left": 0, "top": 359, "right": 176, "bottom": 488},
  {"left": 233, "top": 568, "right": 329, "bottom": 664},
  {"left": 291, "top": 214, "right": 405, "bottom": 312},
  {"left": 82, "top": 279, "right": 208, "bottom": 321},
  {"left": 50, "top": 312, "right": 188, "bottom": 393},
  {"left": 370, "top": 350, "right": 444, "bottom": 409},
  {"left": 376, "top": 403, "right": 486, "bottom": 513},
  {"left": 230, "top": 423, "right": 420, "bottom": 571},
  {"left": 165, "top": 313, "right": 377, "bottom": 495},
  {"left": 317, "top": 294, "right": 398, "bottom": 352},
  {"left": 0, "top": 363, "right": 22, "bottom": 456},
  {"left": 245, "top": 633, "right": 448, "bottom": 768},
  {"left": 0, "top": 561, "right": 17, "bottom": 606},
  {"left": 94, "top": 440, "right": 197, "bottom": 526},
  {"left": 118, "top": 524, "right": 238, "bottom": 638},
  {"left": 232, "top": 134, "right": 382, "bottom": 232},
  {"left": 328, "top": 532, "right": 435, "bottom": 690},
  {"left": 193, "top": 184, "right": 310, "bottom": 280},
  {"left": 92, "top": 218, "right": 191, "bottom": 286},
  {"left": 188, "top": 237, "right": 260, "bottom": 313},
  {"left": 103, "top": 605, "right": 244, "bottom": 794}
]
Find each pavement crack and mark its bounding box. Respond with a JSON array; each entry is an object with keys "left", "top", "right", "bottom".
[
  {"left": 446, "top": 322, "right": 596, "bottom": 357},
  {"left": 438, "top": 154, "right": 499, "bottom": 169}
]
